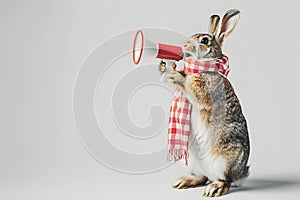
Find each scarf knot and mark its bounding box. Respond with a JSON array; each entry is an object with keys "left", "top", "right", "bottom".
[{"left": 167, "top": 55, "right": 230, "bottom": 165}]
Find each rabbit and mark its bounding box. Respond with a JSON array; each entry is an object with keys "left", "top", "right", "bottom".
[{"left": 158, "top": 9, "right": 250, "bottom": 197}]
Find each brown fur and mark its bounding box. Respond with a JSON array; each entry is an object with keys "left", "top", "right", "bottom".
[
  {"left": 185, "top": 45, "right": 196, "bottom": 54},
  {"left": 199, "top": 109, "right": 212, "bottom": 128},
  {"left": 187, "top": 74, "right": 213, "bottom": 108},
  {"left": 200, "top": 44, "right": 208, "bottom": 51}
]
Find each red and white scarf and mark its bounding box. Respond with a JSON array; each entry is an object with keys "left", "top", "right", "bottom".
[{"left": 167, "top": 56, "right": 230, "bottom": 165}]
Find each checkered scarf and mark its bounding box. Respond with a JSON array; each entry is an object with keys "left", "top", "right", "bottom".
[{"left": 167, "top": 55, "right": 230, "bottom": 165}]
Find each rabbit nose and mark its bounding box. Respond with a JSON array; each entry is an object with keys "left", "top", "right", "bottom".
[{"left": 184, "top": 53, "right": 192, "bottom": 57}]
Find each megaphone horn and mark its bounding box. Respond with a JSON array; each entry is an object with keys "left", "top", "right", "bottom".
[{"left": 132, "top": 30, "right": 183, "bottom": 65}]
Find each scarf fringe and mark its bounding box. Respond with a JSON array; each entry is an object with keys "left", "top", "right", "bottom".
[{"left": 167, "top": 149, "right": 189, "bottom": 166}]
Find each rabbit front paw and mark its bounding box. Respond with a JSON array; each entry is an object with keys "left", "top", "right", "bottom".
[
  {"left": 172, "top": 175, "right": 207, "bottom": 189},
  {"left": 158, "top": 61, "right": 177, "bottom": 75},
  {"left": 167, "top": 71, "right": 186, "bottom": 88},
  {"left": 158, "top": 61, "right": 166, "bottom": 75}
]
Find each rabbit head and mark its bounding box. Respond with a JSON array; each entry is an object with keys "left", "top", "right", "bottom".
[{"left": 183, "top": 9, "right": 241, "bottom": 61}]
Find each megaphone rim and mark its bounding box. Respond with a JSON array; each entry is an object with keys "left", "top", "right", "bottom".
[{"left": 132, "top": 30, "right": 144, "bottom": 65}]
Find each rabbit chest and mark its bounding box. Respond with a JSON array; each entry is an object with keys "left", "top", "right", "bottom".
[{"left": 187, "top": 105, "right": 227, "bottom": 181}]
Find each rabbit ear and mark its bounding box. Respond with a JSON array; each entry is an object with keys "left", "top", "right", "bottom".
[
  {"left": 209, "top": 15, "right": 220, "bottom": 36},
  {"left": 216, "top": 9, "right": 240, "bottom": 47}
]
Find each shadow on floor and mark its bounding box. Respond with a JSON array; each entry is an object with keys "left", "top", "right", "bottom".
[{"left": 231, "top": 178, "right": 300, "bottom": 193}]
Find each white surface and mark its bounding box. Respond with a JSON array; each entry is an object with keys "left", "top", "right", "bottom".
[{"left": 1, "top": 0, "right": 300, "bottom": 199}]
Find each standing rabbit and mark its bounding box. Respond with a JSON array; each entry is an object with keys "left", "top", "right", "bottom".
[{"left": 159, "top": 9, "right": 250, "bottom": 197}]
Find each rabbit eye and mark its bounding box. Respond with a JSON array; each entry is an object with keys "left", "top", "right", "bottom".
[{"left": 200, "top": 37, "right": 209, "bottom": 45}]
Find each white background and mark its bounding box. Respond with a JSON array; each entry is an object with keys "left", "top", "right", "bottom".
[{"left": 1, "top": 0, "right": 300, "bottom": 199}]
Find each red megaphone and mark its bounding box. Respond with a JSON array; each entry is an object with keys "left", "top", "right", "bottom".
[{"left": 132, "top": 30, "right": 183, "bottom": 65}]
